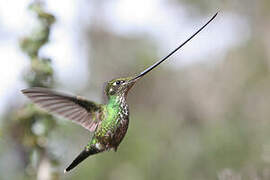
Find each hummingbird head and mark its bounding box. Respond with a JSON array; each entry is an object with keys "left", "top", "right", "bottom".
[
  {"left": 105, "top": 66, "right": 156, "bottom": 98},
  {"left": 104, "top": 62, "right": 163, "bottom": 98},
  {"left": 105, "top": 76, "right": 138, "bottom": 98}
]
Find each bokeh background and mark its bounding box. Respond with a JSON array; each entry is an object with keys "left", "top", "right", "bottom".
[{"left": 0, "top": 0, "right": 269, "bottom": 179}]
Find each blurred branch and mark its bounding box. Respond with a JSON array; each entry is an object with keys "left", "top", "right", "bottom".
[{"left": 5, "top": 2, "right": 59, "bottom": 179}]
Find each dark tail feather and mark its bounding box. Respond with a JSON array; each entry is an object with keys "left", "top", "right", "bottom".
[{"left": 64, "top": 147, "right": 100, "bottom": 173}]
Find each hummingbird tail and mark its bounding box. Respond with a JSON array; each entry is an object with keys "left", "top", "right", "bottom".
[{"left": 64, "top": 147, "right": 101, "bottom": 173}]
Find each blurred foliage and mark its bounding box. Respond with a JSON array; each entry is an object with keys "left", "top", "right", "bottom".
[
  {"left": 1, "top": 0, "right": 270, "bottom": 180},
  {"left": 1, "top": 2, "right": 59, "bottom": 180},
  {"left": 20, "top": 2, "right": 55, "bottom": 88},
  {"left": 20, "top": 3, "right": 55, "bottom": 59}
]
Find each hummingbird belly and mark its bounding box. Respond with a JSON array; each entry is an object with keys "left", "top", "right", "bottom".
[
  {"left": 111, "top": 116, "right": 129, "bottom": 150},
  {"left": 110, "top": 99, "right": 130, "bottom": 150},
  {"left": 94, "top": 116, "right": 129, "bottom": 151},
  {"left": 94, "top": 100, "right": 130, "bottom": 151}
]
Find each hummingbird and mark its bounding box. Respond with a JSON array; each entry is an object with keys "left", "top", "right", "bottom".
[{"left": 21, "top": 12, "right": 218, "bottom": 172}]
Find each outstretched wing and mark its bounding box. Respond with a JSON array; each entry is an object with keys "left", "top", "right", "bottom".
[{"left": 21, "top": 87, "right": 103, "bottom": 132}]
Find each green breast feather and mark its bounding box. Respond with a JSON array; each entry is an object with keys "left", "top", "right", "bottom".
[{"left": 96, "top": 95, "right": 120, "bottom": 137}]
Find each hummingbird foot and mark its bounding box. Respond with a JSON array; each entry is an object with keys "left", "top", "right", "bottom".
[{"left": 113, "top": 146, "right": 118, "bottom": 152}]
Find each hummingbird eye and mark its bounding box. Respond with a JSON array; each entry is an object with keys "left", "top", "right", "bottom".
[{"left": 114, "top": 80, "right": 124, "bottom": 86}]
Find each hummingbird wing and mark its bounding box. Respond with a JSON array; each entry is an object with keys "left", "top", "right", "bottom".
[{"left": 21, "top": 87, "right": 103, "bottom": 132}]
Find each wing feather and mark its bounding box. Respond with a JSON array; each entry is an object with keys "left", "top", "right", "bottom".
[{"left": 21, "top": 87, "right": 103, "bottom": 132}]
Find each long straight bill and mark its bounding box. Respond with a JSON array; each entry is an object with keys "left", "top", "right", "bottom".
[{"left": 132, "top": 12, "right": 218, "bottom": 80}]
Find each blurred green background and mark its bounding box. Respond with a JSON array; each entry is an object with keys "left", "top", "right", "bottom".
[{"left": 0, "top": 0, "right": 270, "bottom": 179}]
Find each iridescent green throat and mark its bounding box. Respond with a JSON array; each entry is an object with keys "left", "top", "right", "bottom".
[
  {"left": 97, "top": 95, "right": 123, "bottom": 136},
  {"left": 107, "top": 95, "right": 121, "bottom": 121}
]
